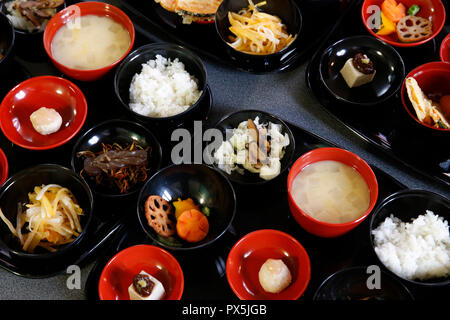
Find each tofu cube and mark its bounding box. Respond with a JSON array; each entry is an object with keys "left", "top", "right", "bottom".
[
  {"left": 128, "top": 271, "right": 166, "bottom": 300},
  {"left": 340, "top": 58, "right": 376, "bottom": 88}
]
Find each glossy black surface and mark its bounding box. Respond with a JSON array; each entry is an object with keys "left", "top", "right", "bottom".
[
  {"left": 114, "top": 43, "right": 208, "bottom": 127},
  {"left": 0, "top": 11, "right": 14, "bottom": 75},
  {"left": 105, "top": 0, "right": 353, "bottom": 73},
  {"left": 313, "top": 266, "right": 414, "bottom": 301},
  {"left": 215, "top": 0, "right": 302, "bottom": 70},
  {"left": 212, "top": 109, "right": 295, "bottom": 185},
  {"left": 369, "top": 189, "right": 450, "bottom": 287},
  {"left": 137, "top": 164, "right": 236, "bottom": 250},
  {"left": 70, "top": 119, "right": 163, "bottom": 198},
  {"left": 85, "top": 123, "right": 424, "bottom": 301},
  {"left": 319, "top": 36, "right": 405, "bottom": 106},
  {"left": 306, "top": 0, "right": 450, "bottom": 187},
  {"left": 0, "top": 164, "right": 94, "bottom": 275}
]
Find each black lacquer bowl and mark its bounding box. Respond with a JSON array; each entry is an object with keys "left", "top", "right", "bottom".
[
  {"left": 0, "top": 1, "right": 65, "bottom": 59},
  {"left": 71, "top": 119, "right": 163, "bottom": 198},
  {"left": 0, "top": 164, "right": 94, "bottom": 260},
  {"left": 370, "top": 190, "right": 450, "bottom": 287},
  {"left": 114, "top": 43, "right": 209, "bottom": 128},
  {"left": 319, "top": 35, "right": 405, "bottom": 106},
  {"left": 313, "top": 266, "right": 414, "bottom": 301},
  {"left": 215, "top": 0, "right": 302, "bottom": 69},
  {"left": 137, "top": 164, "right": 236, "bottom": 250},
  {"left": 0, "top": 11, "right": 15, "bottom": 75},
  {"left": 212, "top": 109, "right": 295, "bottom": 185}
]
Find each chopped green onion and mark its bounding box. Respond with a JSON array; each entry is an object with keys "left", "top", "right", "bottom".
[
  {"left": 407, "top": 5, "right": 420, "bottom": 16},
  {"left": 202, "top": 206, "right": 211, "bottom": 217}
]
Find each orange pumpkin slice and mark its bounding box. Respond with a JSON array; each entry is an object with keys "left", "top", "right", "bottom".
[{"left": 176, "top": 209, "right": 209, "bottom": 243}]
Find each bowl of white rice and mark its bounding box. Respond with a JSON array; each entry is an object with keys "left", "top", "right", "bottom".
[
  {"left": 114, "top": 43, "right": 207, "bottom": 126},
  {"left": 369, "top": 189, "right": 450, "bottom": 287}
]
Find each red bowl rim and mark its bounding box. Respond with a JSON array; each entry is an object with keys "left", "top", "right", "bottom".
[
  {"left": 361, "top": 0, "right": 446, "bottom": 48},
  {"left": 0, "top": 147, "right": 8, "bottom": 185},
  {"left": 440, "top": 33, "right": 450, "bottom": 63},
  {"left": 226, "top": 229, "right": 311, "bottom": 300},
  {"left": 287, "top": 147, "right": 379, "bottom": 228},
  {"left": 400, "top": 61, "right": 450, "bottom": 132},
  {"left": 98, "top": 244, "right": 185, "bottom": 300},
  {"left": 43, "top": 1, "right": 136, "bottom": 75},
  {"left": 0, "top": 75, "right": 88, "bottom": 150}
]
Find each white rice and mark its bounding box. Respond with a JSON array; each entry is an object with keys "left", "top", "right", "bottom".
[
  {"left": 129, "top": 55, "right": 202, "bottom": 118},
  {"left": 372, "top": 210, "right": 450, "bottom": 281}
]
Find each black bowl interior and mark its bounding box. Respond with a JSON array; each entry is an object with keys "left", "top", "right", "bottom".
[
  {"left": 320, "top": 36, "right": 405, "bottom": 105},
  {"left": 114, "top": 43, "right": 207, "bottom": 122},
  {"left": 370, "top": 190, "right": 450, "bottom": 286},
  {"left": 0, "top": 11, "right": 14, "bottom": 71},
  {"left": 0, "top": 164, "right": 93, "bottom": 258},
  {"left": 137, "top": 164, "right": 236, "bottom": 250},
  {"left": 212, "top": 110, "right": 295, "bottom": 185},
  {"left": 313, "top": 266, "right": 414, "bottom": 301},
  {"left": 71, "top": 120, "right": 163, "bottom": 197},
  {"left": 215, "top": 0, "right": 301, "bottom": 58}
]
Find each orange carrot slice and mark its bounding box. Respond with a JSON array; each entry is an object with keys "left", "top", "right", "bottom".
[
  {"left": 176, "top": 209, "right": 209, "bottom": 243},
  {"left": 381, "top": 0, "right": 406, "bottom": 23}
]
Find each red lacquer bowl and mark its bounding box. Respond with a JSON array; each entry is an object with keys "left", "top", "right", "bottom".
[
  {"left": 440, "top": 33, "right": 450, "bottom": 63},
  {"left": 0, "top": 76, "right": 87, "bottom": 150},
  {"left": 226, "top": 229, "right": 311, "bottom": 300},
  {"left": 43, "top": 1, "right": 135, "bottom": 81},
  {"left": 0, "top": 147, "right": 8, "bottom": 185},
  {"left": 287, "top": 148, "right": 379, "bottom": 238},
  {"left": 401, "top": 61, "right": 450, "bottom": 132},
  {"left": 98, "top": 245, "right": 184, "bottom": 300},
  {"left": 361, "top": 0, "right": 446, "bottom": 47}
]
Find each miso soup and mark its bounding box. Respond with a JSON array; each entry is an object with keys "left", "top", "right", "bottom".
[
  {"left": 51, "top": 15, "right": 131, "bottom": 70},
  {"left": 291, "top": 160, "right": 370, "bottom": 224}
]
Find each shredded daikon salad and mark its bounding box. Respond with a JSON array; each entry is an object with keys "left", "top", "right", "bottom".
[
  {"left": 0, "top": 184, "right": 84, "bottom": 253},
  {"left": 227, "top": 0, "right": 296, "bottom": 55}
]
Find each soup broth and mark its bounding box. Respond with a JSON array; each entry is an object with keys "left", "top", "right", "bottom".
[
  {"left": 291, "top": 160, "right": 370, "bottom": 224},
  {"left": 51, "top": 15, "right": 130, "bottom": 70}
]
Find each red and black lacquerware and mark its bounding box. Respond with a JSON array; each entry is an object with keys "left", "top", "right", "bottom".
[
  {"left": 211, "top": 109, "right": 296, "bottom": 186},
  {"left": 440, "top": 33, "right": 450, "bottom": 63},
  {"left": 313, "top": 266, "right": 414, "bottom": 300},
  {"left": 0, "top": 76, "right": 88, "bottom": 150},
  {"left": 226, "top": 229, "right": 311, "bottom": 300},
  {"left": 136, "top": 163, "right": 237, "bottom": 251},
  {"left": 361, "top": 0, "right": 446, "bottom": 48},
  {"left": 70, "top": 119, "right": 163, "bottom": 198},
  {"left": 98, "top": 245, "right": 184, "bottom": 300},
  {"left": 114, "top": 43, "right": 210, "bottom": 130},
  {"left": 104, "top": 0, "right": 351, "bottom": 73},
  {"left": 369, "top": 189, "right": 450, "bottom": 287},
  {"left": 306, "top": 0, "right": 450, "bottom": 188},
  {"left": 319, "top": 35, "right": 405, "bottom": 106}
]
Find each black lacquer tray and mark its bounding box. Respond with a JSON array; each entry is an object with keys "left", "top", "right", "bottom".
[
  {"left": 84, "top": 122, "right": 447, "bottom": 301},
  {"left": 0, "top": 0, "right": 446, "bottom": 301},
  {"left": 306, "top": 0, "right": 450, "bottom": 187},
  {"left": 101, "top": 0, "right": 354, "bottom": 73}
]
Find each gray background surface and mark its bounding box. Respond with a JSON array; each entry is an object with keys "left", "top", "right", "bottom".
[{"left": 0, "top": 1, "right": 449, "bottom": 300}]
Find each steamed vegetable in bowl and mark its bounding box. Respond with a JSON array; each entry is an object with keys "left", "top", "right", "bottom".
[
  {"left": 4, "top": 0, "right": 64, "bottom": 33},
  {"left": 0, "top": 184, "right": 83, "bottom": 253},
  {"left": 214, "top": 117, "right": 290, "bottom": 181},
  {"left": 226, "top": 0, "right": 296, "bottom": 55},
  {"left": 372, "top": 0, "right": 432, "bottom": 43},
  {"left": 145, "top": 195, "right": 210, "bottom": 244}
]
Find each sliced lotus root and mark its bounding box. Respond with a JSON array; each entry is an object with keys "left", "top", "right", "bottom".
[
  {"left": 396, "top": 15, "right": 433, "bottom": 43},
  {"left": 145, "top": 195, "right": 176, "bottom": 237}
]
